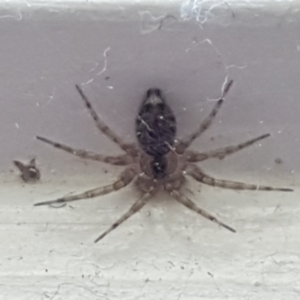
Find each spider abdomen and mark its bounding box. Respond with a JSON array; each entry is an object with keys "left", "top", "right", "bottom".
[{"left": 136, "top": 88, "right": 177, "bottom": 157}]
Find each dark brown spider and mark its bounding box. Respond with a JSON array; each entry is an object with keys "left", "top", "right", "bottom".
[{"left": 34, "top": 81, "right": 293, "bottom": 242}]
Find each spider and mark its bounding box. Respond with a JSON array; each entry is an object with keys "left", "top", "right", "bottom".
[{"left": 34, "top": 81, "right": 293, "bottom": 242}]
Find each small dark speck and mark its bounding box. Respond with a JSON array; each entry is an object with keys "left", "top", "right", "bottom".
[
  {"left": 45, "top": 269, "right": 48, "bottom": 273},
  {"left": 105, "top": 76, "right": 110, "bottom": 80},
  {"left": 275, "top": 158, "right": 283, "bottom": 164},
  {"left": 207, "top": 272, "right": 214, "bottom": 277},
  {"left": 14, "top": 158, "right": 40, "bottom": 183},
  {"left": 210, "top": 137, "right": 215, "bottom": 141}
]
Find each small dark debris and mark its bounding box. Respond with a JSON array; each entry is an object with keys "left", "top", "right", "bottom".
[
  {"left": 14, "top": 158, "right": 40, "bottom": 182},
  {"left": 275, "top": 158, "right": 283, "bottom": 164}
]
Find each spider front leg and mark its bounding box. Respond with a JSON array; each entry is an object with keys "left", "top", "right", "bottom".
[
  {"left": 36, "top": 136, "right": 133, "bottom": 165},
  {"left": 170, "top": 190, "right": 235, "bottom": 233},
  {"left": 186, "top": 164, "right": 293, "bottom": 192},
  {"left": 186, "top": 133, "right": 270, "bottom": 163},
  {"left": 94, "top": 187, "right": 156, "bottom": 242},
  {"left": 34, "top": 167, "right": 137, "bottom": 206},
  {"left": 176, "top": 80, "right": 233, "bottom": 154}
]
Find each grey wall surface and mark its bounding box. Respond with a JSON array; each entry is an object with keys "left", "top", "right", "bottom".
[
  {"left": 1, "top": 1, "right": 299, "bottom": 299},
  {"left": 0, "top": 1, "right": 298, "bottom": 182}
]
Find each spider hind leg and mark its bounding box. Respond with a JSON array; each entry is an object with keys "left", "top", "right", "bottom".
[
  {"left": 36, "top": 136, "right": 132, "bottom": 165},
  {"left": 75, "top": 85, "right": 136, "bottom": 154},
  {"left": 176, "top": 80, "right": 233, "bottom": 153}
]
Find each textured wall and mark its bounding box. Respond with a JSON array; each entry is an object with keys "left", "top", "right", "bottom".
[{"left": 0, "top": 1, "right": 299, "bottom": 299}]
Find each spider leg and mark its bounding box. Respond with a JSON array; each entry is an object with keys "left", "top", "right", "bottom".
[
  {"left": 94, "top": 189, "right": 154, "bottom": 242},
  {"left": 34, "top": 167, "right": 137, "bottom": 206},
  {"left": 36, "top": 136, "right": 133, "bottom": 165},
  {"left": 176, "top": 80, "right": 233, "bottom": 153},
  {"left": 170, "top": 190, "right": 235, "bottom": 233},
  {"left": 186, "top": 164, "right": 293, "bottom": 192},
  {"left": 75, "top": 85, "right": 136, "bottom": 154},
  {"left": 186, "top": 133, "right": 270, "bottom": 163}
]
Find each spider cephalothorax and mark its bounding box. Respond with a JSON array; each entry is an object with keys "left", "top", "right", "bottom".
[{"left": 35, "top": 81, "right": 293, "bottom": 242}]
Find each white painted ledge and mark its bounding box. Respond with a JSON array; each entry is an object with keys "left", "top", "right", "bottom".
[{"left": 0, "top": 1, "right": 299, "bottom": 299}]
